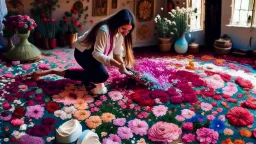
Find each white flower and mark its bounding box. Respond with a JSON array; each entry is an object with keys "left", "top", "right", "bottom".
[
  {"left": 19, "top": 124, "right": 27, "bottom": 130},
  {"left": 161, "top": 7, "right": 164, "bottom": 11},
  {"left": 13, "top": 100, "right": 21, "bottom": 105}
]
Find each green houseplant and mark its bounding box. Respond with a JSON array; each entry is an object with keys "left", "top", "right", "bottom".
[{"left": 154, "top": 8, "right": 176, "bottom": 52}]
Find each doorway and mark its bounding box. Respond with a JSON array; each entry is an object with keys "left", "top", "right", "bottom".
[{"left": 204, "top": 0, "right": 222, "bottom": 49}]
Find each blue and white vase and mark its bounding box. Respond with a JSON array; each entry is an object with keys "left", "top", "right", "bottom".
[{"left": 174, "top": 33, "right": 188, "bottom": 54}]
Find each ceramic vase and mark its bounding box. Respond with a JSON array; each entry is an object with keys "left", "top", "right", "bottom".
[
  {"left": 174, "top": 33, "right": 188, "bottom": 54},
  {"left": 5, "top": 31, "right": 41, "bottom": 62}
]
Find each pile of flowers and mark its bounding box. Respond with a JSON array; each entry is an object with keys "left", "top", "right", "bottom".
[
  {"left": 2, "top": 15, "right": 37, "bottom": 34},
  {"left": 1, "top": 50, "right": 256, "bottom": 144}
]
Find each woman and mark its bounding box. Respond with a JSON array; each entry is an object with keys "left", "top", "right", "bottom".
[{"left": 25, "top": 9, "right": 135, "bottom": 94}]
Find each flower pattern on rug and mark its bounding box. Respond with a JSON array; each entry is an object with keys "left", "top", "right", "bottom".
[{"left": 0, "top": 49, "right": 256, "bottom": 143}]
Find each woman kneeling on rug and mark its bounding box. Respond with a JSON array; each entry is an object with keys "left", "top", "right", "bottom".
[{"left": 25, "top": 9, "right": 135, "bottom": 94}]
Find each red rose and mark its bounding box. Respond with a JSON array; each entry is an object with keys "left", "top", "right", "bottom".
[
  {"left": 46, "top": 102, "right": 60, "bottom": 113},
  {"left": 13, "top": 107, "right": 25, "bottom": 118}
]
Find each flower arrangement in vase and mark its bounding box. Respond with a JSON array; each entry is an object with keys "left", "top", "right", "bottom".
[
  {"left": 3, "top": 15, "right": 37, "bottom": 34},
  {"left": 3, "top": 15, "right": 41, "bottom": 62},
  {"left": 168, "top": 7, "right": 192, "bottom": 54}
]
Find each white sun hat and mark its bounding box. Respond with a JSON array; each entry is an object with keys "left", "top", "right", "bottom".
[
  {"left": 56, "top": 119, "right": 82, "bottom": 144},
  {"left": 77, "top": 130, "right": 101, "bottom": 144}
]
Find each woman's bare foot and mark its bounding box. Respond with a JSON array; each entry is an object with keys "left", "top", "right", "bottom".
[{"left": 23, "top": 69, "right": 66, "bottom": 81}]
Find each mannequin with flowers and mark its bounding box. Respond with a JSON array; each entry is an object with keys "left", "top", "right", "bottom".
[{"left": 3, "top": 15, "right": 41, "bottom": 62}]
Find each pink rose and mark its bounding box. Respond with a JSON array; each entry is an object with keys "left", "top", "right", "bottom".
[
  {"left": 3, "top": 102, "right": 11, "bottom": 110},
  {"left": 182, "top": 122, "right": 193, "bottom": 131},
  {"left": 148, "top": 122, "right": 182, "bottom": 143},
  {"left": 11, "top": 118, "right": 24, "bottom": 126}
]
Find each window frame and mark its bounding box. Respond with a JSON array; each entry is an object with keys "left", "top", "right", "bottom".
[
  {"left": 230, "top": 0, "right": 256, "bottom": 28},
  {"left": 186, "top": 0, "right": 205, "bottom": 31}
]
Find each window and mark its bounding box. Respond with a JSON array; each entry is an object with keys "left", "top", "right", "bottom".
[
  {"left": 187, "top": 0, "right": 204, "bottom": 31},
  {"left": 231, "top": 0, "right": 254, "bottom": 26}
]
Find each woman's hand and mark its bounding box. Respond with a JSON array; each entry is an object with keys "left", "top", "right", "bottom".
[{"left": 118, "top": 63, "right": 133, "bottom": 76}]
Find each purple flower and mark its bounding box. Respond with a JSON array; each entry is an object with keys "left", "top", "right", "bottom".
[
  {"left": 0, "top": 112, "right": 11, "bottom": 121},
  {"left": 25, "top": 105, "right": 44, "bottom": 119},
  {"left": 128, "top": 119, "right": 148, "bottom": 136},
  {"left": 109, "top": 134, "right": 121, "bottom": 143},
  {"left": 113, "top": 118, "right": 126, "bottom": 126},
  {"left": 16, "top": 134, "right": 44, "bottom": 144},
  {"left": 117, "top": 127, "right": 133, "bottom": 140}
]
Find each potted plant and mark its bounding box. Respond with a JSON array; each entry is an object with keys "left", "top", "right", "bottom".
[
  {"left": 188, "top": 36, "right": 199, "bottom": 54},
  {"left": 57, "top": 20, "right": 68, "bottom": 47},
  {"left": 48, "top": 18, "right": 57, "bottom": 49},
  {"left": 154, "top": 8, "right": 175, "bottom": 52}
]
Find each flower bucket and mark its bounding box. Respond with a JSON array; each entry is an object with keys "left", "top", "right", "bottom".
[{"left": 49, "top": 39, "right": 57, "bottom": 49}]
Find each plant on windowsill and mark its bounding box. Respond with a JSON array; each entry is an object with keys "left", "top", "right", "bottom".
[{"left": 154, "top": 7, "right": 176, "bottom": 52}]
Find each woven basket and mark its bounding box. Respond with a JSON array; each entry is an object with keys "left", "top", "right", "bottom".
[
  {"left": 214, "top": 45, "right": 231, "bottom": 55},
  {"left": 214, "top": 39, "right": 232, "bottom": 48}
]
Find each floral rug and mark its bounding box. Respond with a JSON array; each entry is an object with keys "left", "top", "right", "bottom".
[{"left": 1, "top": 48, "right": 256, "bottom": 144}]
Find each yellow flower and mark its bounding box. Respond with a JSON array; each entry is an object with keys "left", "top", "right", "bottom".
[{"left": 101, "top": 113, "right": 116, "bottom": 123}]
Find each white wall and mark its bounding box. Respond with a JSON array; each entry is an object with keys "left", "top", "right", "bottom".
[{"left": 221, "top": 0, "right": 256, "bottom": 50}]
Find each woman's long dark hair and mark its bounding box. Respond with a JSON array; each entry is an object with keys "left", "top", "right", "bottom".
[{"left": 80, "top": 9, "right": 135, "bottom": 68}]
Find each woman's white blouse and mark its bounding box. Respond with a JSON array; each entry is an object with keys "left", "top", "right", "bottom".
[{"left": 73, "top": 25, "right": 124, "bottom": 66}]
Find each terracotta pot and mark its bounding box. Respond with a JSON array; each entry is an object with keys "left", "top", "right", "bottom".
[
  {"left": 67, "top": 33, "right": 78, "bottom": 48},
  {"left": 49, "top": 39, "right": 57, "bottom": 49},
  {"left": 158, "top": 38, "right": 172, "bottom": 52}
]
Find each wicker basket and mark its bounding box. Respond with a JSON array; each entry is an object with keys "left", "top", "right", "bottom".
[
  {"left": 214, "top": 45, "right": 231, "bottom": 55},
  {"left": 214, "top": 39, "right": 232, "bottom": 48}
]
